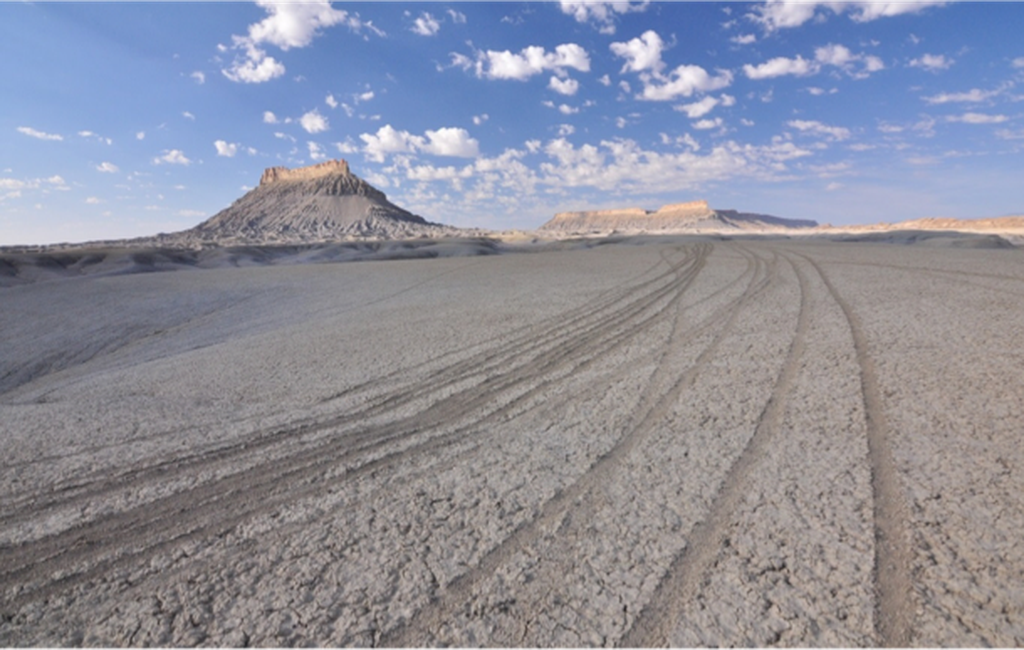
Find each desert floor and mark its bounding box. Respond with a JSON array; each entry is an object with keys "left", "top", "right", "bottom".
[{"left": 1, "top": 237, "right": 1022, "bottom": 646}]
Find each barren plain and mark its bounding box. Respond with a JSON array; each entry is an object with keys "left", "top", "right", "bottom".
[{"left": 1, "top": 237, "right": 1023, "bottom": 646}]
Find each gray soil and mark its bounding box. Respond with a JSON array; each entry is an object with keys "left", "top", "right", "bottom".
[{"left": 1, "top": 238, "right": 1022, "bottom": 646}]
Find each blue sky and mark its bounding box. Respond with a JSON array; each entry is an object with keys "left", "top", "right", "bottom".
[{"left": 2, "top": 1, "right": 1023, "bottom": 245}]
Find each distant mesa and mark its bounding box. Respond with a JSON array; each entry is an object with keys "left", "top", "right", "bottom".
[{"left": 540, "top": 200, "right": 818, "bottom": 234}]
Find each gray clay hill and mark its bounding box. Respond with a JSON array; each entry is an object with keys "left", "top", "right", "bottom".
[{"left": 182, "top": 159, "right": 461, "bottom": 245}]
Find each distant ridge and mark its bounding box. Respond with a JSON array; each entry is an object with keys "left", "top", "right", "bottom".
[{"left": 540, "top": 200, "right": 818, "bottom": 234}]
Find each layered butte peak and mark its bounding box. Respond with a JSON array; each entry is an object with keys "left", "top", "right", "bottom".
[
  {"left": 179, "top": 159, "right": 462, "bottom": 245},
  {"left": 541, "top": 199, "right": 817, "bottom": 234},
  {"left": 259, "top": 159, "right": 351, "bottom": 185}
]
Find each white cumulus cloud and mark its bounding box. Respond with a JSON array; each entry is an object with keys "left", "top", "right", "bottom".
[
  {"left": 909, "top": 53, "right": 953, "bottom": 71},
  {"left": 745, "top": 44, "right": 883, "bottom": 80},
  {"left": 549, "top": 76, "right": 580, "bottom": 96},
  {"left": 360, "top": 124, "right": 479, "bottom": 162},
  {"left": 453, "top": 43, "right": 590, "bottom": 81},
  {"left": 214, "top": 140, "right": 239, "bottom": 157},
  {"left": 610, "top": 30, "right": 665, "bottom": 74},
  {"left": 222, "top": 0, "right": 380, "bottom": 84},
  {"left": 639, "top": 65, "right": 733, "bottom": 101},
  {"left": 788, "top": 119, "right": 852, "bottom": 141},
  {"left": 677, "top": 96, "right": 720, "bottom": 118},
  {"left": 411, "top": 12, "right": 441, "bottom": 36},
  {"left": 96, "top": 162, "right": 119, "bottom": 173},
  {"left": 308, "top": 141, "right": 327, "bottom": 161},
  {"left": 744, "top": 55, "right": 817, "bottom": 79},
  {"left": 559, "top": 1, "right": 650, "bottom": 34},
  {"left": 300, "top": 108, "right": 329, "bottom": 134},
  {"left": 751, "top": 1, "right": 947, "bottom": 32},
  {"left": 153, "top": 150, "right": 191, "bottom": 165}
]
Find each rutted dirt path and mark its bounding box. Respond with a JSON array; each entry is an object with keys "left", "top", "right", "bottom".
[{"left": 1, "top": 239, "right": 1022, "bottom": 646}]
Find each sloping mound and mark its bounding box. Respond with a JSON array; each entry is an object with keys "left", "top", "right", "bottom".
[{"left": 180, "top": 160, "right": 460, "bottom": 245}]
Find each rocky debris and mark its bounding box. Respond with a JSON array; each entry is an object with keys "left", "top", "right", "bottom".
[{"left": 539, "top": 200, "right": 818, "bottom": 234}]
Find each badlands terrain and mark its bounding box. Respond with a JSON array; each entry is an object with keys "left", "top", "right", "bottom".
[{"left": 2, "top": 235, "right": 1024, "bottom": 646}]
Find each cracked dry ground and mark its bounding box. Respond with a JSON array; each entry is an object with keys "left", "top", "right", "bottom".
[{"left": 2, "top": 238, "right": 1023, "bottom": 646}]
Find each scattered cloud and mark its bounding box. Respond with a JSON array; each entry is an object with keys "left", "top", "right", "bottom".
[
  {"left": 692, "top": 117, "right": 723, "bottom": 130},
  {"left": 153, "top": 149, "right": 191, "bottom": 165},
  {"left": 447, "top": 9, "right": 467, "bottom": 24},
  {"left": 744, "top": 44, "right": 883, "bottom": 80},
  {"left": 751, "top": 1, "right": 947, "bottom": 32},
  {"left": 909, "top": 53, "right": 953, "bottom": 71},
  {"left": 17, "top": 126, "right": 63, "bottom": 141},
  {"left": 136, "top": 131, "right": 146, "bottom": 140},
  {"left": 744, "top": 55, "right": 816, "bottom": 79},
  {"left": 191, "top": 71, "right": 206, "bottom": 84},
  {"left": 559, "top": 1, "right": 650, "bottom": 34},
  {"left": 946, "top": 112, "right": 1009, "bottom": 124},
  {"left": 300, "top": 108, "right": 329, "bottom": 133},
  {"left": 1013, "top": 57, "right": 1024, "bottom": 69},
  {"left": 610, "top": 30, "right": 666, "bottom": 75},
  {"left": 96, "top": 162, "right": 119, "bottom": 173},
  {"left": 638, "top": 65, "right": 733, "bottom": 101},
  {"left": 263, "top": 111, "right": 279, "bottom": 124},
  {"left": 222, "top": 0, "right": 381, "bottom": 84},
  {"left": 325, "top": 94, "right": 338, "bottom": 108},
  {"left": 79, "top": 130, "right": 113, "bottom": 145},
  {"left": 731, "top": 34, "right": 757, "bottom": 45},
  {"left": 360, "top": 124, "right": 480, "bottom": 162},
  {"left": 788, "top": 119, "right": 852, "bottom": 141},
  {"left": 923, "top": 87, "right": 1003, "bottom": 104},
  {"left": 183, "top": 111, "right": 196, "bottom": 121},
  {"left": 335, "top": 138, "right": 360, "bottom": 154},
  {"left": 0, "top": 175, "right": 68, "bottom": 194},
  {"left": 308, "top": 141, "right": 327, "bottom": 161},
  {"left": 214, "top": 140, "right": 239, "bottom": 157},
  {"left": 676, "top": 96, "right": 720, "bottom": 118},
  {"left": 472, "top": 114, "right": 489, "bottom": 126},
  {"left": 85, "top": 196, "right": 102, "bottom": 205},
  {"left": 597, "top": 74, "right": 612, "bottom": 86},
  {"left": 410, "top": 12, "right": 441, "bottom": 36},
  {"left": 549, "top": 76, "right": 580, "bottom": 96},
  {"left": 453, "top": 43, "right": 590, "bottom": 81}
]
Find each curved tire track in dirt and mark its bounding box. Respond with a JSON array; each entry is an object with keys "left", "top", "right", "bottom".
[
  {"left": 380, "top": 247, "right": 778, "bottom": 647},
  {"left": 0, "top": 244, "right": 729, "bottom": 616},
  {"left": 801, "top": 253, "right": 916, "bottom": 647},
  {"left": 619, "top": 252, "right": 811, "bottom": 647}
]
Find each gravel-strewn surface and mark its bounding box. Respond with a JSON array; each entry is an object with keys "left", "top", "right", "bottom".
[{"left": 1, "top": 238, "right": 1022, "bottom": 646}]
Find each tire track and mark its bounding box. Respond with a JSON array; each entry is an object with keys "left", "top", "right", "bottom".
[
  {"left": 379, "top": 246, "right": 777, "bottom": 647},
  {"left": 0, "top": 245, "right": 715, "bottom": 613},
  {"left": 799, "top": 253, "right": 915, "bottom": 647},
  {"left": 619, "top": 251, "right": 811, "bottom": 647},
  {"left": 0, "top": 247, "right": 698, "bottom": 523},
  {"left": 35, "top": 245, "right": 763, "bottom": 624}
]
